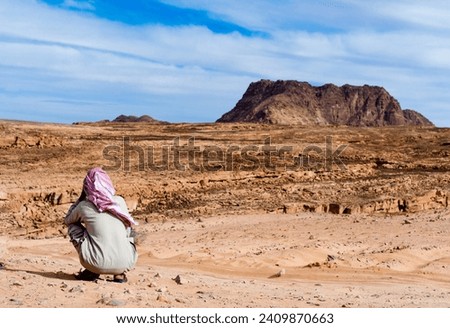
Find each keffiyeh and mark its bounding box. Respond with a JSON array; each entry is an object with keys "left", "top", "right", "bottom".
[{"left": 83, "top": 167, "right": 137, "bottom": 227}]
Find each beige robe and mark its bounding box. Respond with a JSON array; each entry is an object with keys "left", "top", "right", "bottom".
[{"left": 65, "top": 196, "right": 137, "bottom": 275}]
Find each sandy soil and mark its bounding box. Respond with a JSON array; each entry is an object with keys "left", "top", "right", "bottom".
[{"left": 0, "top": 120, "right": 449, "bottom": 307}]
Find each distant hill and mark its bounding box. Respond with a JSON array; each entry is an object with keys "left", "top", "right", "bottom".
[
  {"left": 217, "top": 79, "right": 434, "bottom": 127},
  {"left": 73, "top": 114, "right": 167, "bottom": 125},
  {"left": 111, "top": 114, "right": 165, "bottom": 123}
]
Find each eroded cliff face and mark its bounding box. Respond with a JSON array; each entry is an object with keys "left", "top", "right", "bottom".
[
  {"left": 1, "top": 120, "right": 449, "bottom": 238},
  {"left": 217, "top": 79, "right": 434, "bottom": 127}
]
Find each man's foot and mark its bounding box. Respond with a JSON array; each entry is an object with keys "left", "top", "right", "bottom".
[
  {"left": 113, "top": 273, "right": 128, "bottom": 283},
  {"left": 75, "top": 269, "right": 100, "bottom": 281}
]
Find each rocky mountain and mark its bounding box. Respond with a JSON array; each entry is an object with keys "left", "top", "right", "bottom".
[{"left": 217, "top": 79, "right": 434, "bottom": 126}]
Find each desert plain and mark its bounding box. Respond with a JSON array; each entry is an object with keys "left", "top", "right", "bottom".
[{"left": 0, "top": 119, "right": 449, "bottom": 308}]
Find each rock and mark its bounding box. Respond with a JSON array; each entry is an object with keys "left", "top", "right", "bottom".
[
  {"left": 107, "top": 299, "right": 126, "bottom": 307},
  {"left": 327, "top": 255, "right": 336, "bottom": 262},
  {"left": 217, "top": 79, "right": 433, "bottom": 126},
  {"left": 12, "top": 136, "right": 29, "bottom": 148},
  {"left": 305, "top": 262, "right": 321, "bottom": 268},
  {"left": 0, "top": 190, "right": 7, "bottom": 200},
  {"left": 173, "top": 274, "right": 188, "bottom": 285},
  {"left": 69, "top": 286, "right": 85, "bottom": 293},
  {"left": 9, "top": 298, "right": 24, "bottom": 306},
  {"left": 156, "top": 294, "right": 170, "bottom": 303},
  {"left": 283, "top": 203, "right": 298, "bottom": 214},
  {"left": 97, "top": 296, "right": 125, "bottom": 307},
  {"left": 269, "top": 269, "right": 286, "bottom": 278},
  {"left": 56, "top": 193, "right": 64, "bottom": 205}
]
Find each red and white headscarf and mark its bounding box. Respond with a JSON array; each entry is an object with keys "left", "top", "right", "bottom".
[{"left": 83, "top": 167, "right": 137, "bottom": 227}]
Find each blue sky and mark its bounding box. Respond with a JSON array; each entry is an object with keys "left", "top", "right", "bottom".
[{"left": 0, "top": 0, "right": 449, "bottom": 126}]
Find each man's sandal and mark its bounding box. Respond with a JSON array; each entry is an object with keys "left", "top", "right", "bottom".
[{"left": 113, "top": 273, "right": 128, "bottom": 283}]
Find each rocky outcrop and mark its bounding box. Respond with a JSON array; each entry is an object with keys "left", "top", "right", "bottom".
[
  {"left": 217, "top": 79, "right": 434, "bottom": 126},
  {"left": 76, "top": 114, "right": 166, "bottom": 125},
  {"left": 112, "top": 115, "right": 163, "bottom": 123},
  {"left": 282, "top": 189, "right": 449, "bottom": 216}
]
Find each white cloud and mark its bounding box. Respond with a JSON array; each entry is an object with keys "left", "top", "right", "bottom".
[
  {"left": 159, "top": 0, "right": 362, "bottom": 32},
  {"left": 179, "top": 0, "right": 450, "bottom": 33},
  {"left": 0, "top": 0, "right": 449, "bottom": 125},
  {"left": 365, "top": 0, "right": 450, "bottom": 30}
]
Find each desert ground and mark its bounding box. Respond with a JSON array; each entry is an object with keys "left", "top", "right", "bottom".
[{"left": 0, "top": 120, "right": 449, "bottom": 308}]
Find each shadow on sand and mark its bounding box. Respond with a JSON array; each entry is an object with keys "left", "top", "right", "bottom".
[{"left": 3, "top": 266, "right": 77, "bottom": 281}]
